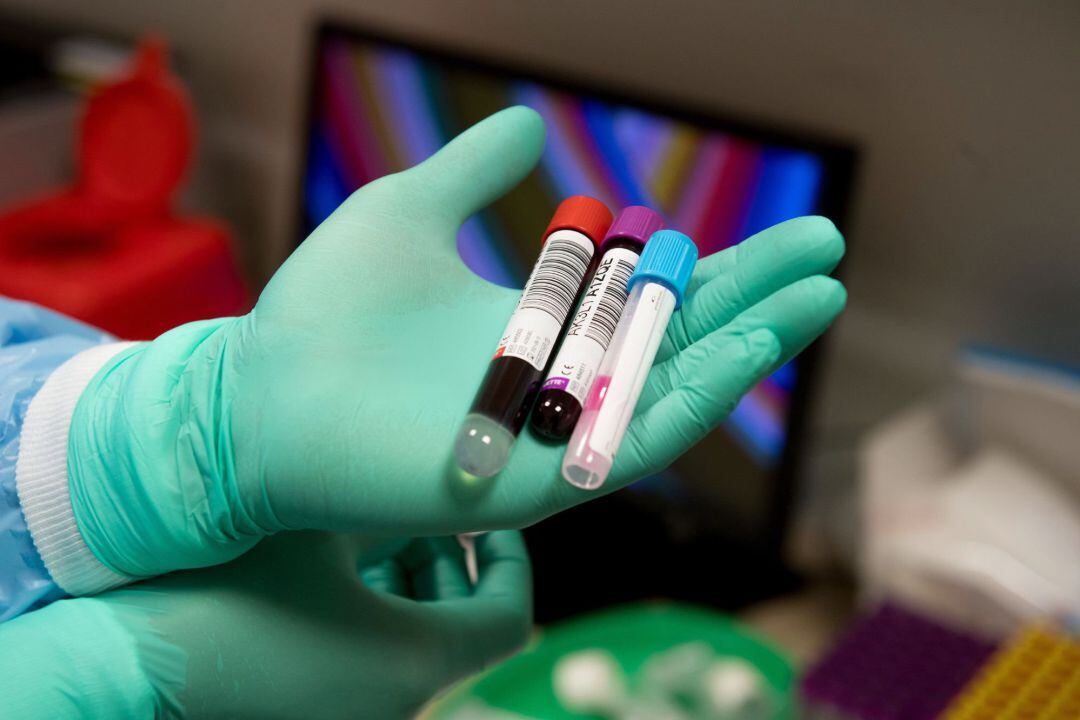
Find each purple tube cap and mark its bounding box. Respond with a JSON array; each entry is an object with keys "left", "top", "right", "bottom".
[{"left": 601, "top": 205, "right": 665, "bottom": 250}]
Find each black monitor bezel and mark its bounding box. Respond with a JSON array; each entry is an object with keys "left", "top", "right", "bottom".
[{"left": 296, "top": 18, "right": 858, "bottom": 571}]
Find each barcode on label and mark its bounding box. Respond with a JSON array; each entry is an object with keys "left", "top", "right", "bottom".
[
  {"left": 585, "top": 258, "right": 636, "bottom": 349},
  {"left": 518, "top": 238, "right": 592, "bottom": 322}
]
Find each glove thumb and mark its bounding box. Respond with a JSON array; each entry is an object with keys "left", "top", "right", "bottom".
[{"left": 401, "top": 105, "right": 546, "bottom": 224}]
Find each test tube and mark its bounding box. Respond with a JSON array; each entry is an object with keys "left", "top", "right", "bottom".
[
  {"left": 530, "top": 206, "right": 665, "bottom": 441},
  {"left": 562, "top": 230, "right": 698, "bottom": 490},
  {"left": 455, "top": 196, "right": 613, "bottom": 477}
]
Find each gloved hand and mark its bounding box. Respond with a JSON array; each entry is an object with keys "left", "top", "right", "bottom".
[
  {"left": 63, "top": 106, "right": 845, "bottom": 583},
  {"left": 0, "top": 530, "right": 531, "bottom": 719}
]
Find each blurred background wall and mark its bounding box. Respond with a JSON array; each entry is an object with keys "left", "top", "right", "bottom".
[{"left": 2, "top": 0, "right": 1078, "bottom": 561}]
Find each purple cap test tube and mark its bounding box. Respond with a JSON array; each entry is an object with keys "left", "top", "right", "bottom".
[{"left": 530, "top": 206, "right": 665, "bottom": 442}]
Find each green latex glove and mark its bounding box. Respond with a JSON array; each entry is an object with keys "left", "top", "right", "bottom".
[
  {"left": 0, "top": 530, "right": 531, "bottom": 719},
  {"left": 68, "top": 106, "right": 846, "bottom": 582}
]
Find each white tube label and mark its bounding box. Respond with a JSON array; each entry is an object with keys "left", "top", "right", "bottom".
[
  {"left": 586, "top": 283, "right": 675, "bottom": 457},
  {"left": 541, "top": 247, "right": 639, "bottom": 404},
  {"left": 494, "top": 229, "right": 594, "bottom": 371}
]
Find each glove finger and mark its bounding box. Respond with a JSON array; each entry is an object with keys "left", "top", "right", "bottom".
[
  {"left": 353, "top": 536, "right": 411, "bottom": 568},
  {"left": 402, "top": 106, "right": 546, "bottom": 228},
  {"left": 611, "top": 277, "right": 846, "bottom": 483},
  {"left": 397, "top": 537, "right": 472, "bottom": 601},
  {"left": 472, "top": 531, "right": 531, "bottom": 606},
  {"left": 638, "top": 275, "right": 847, "bottom": 412},
  {"left": 501, "top": 276, "right": 846, "bottom": 525},
  {"left": 613, "top": 329, "right": 782, "bottom": 482},
  {"left": 516, "top": 328, "right": 781, "bottom": 520},
  {"left": 420, "top": 531, "right": 532, "bottom": 679},
  {"left": 658, "top": 216, "right": 844, "bottom": 363},
  {"left": 360, "top": 558, "right": 410, "bottom": 597}
]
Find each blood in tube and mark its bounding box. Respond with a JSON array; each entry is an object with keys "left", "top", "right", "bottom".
[{"left": 454, "top": 196, "right": 613, "bottom": 478}]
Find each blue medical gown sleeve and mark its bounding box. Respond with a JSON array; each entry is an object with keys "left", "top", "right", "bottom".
[{"left": 0, "top": 297, "right": 110, "bottom": 622}]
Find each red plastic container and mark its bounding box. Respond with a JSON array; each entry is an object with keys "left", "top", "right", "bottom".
[{"left": 0, "top": 37, "right": 249, "bottom": 339}]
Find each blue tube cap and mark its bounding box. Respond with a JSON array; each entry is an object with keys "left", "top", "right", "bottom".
[{"left": 627, "top": 229, "right": 698, "bottom": 308}]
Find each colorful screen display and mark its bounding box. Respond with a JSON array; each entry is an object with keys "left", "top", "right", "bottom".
[{"left": 303, "top": 31, "right": 838, "bottom": 472}]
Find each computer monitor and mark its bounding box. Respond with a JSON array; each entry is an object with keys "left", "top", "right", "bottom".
[{"left": 300, "top": 22, "right": 855, "bottom": 617}]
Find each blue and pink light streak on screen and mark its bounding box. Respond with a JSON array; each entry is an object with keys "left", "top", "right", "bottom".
[{"left": 304, "top": 38, "right": 825, "bottom": 465}]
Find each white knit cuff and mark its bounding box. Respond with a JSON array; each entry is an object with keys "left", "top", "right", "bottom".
[{"left": 15, "top": 342, "right": 140, "bottom": 595}]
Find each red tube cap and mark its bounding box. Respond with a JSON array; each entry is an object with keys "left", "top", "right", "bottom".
[{"left": 543, "top": 196, "right": 613, "bottom": 247}]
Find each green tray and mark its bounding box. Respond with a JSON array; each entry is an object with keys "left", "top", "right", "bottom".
[{"left": 428, "top": 601, "right": 795, "bottom": 718}]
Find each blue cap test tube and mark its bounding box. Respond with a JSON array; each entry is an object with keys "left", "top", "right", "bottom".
[{"left": 561, "top": 230, "right": 698, "bottom": 490}]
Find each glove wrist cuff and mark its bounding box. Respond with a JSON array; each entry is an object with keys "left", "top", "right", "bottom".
[{"left": 15, "top": 342, "right": 139, "bottom": 595}]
